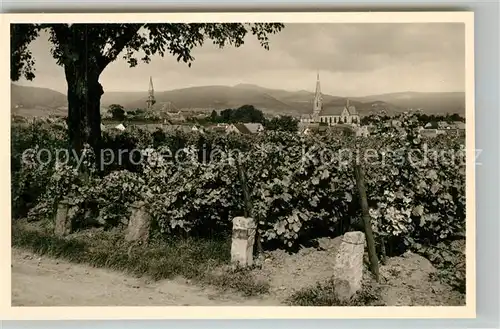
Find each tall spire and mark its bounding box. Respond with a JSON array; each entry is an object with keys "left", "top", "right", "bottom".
[
  {"left": 149, "top": 76, "right": 154, "bottom": 94},
  {"left": 316, "top": 71, "right": 321, "bottom": 94},
  {"left": 312, "top": 71, "right": 322, "bottom": 121},
  {"left": 146, "top": 76, "right": 156, "bottom": 111}
]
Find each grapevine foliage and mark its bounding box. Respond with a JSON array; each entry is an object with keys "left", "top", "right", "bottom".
[{"left": 12, "top": 112, "right": 466, "bottom": 253}]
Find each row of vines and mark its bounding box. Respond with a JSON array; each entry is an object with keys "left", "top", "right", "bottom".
[{"left": 11, "top": 113, "right": 467, "bottom": 290}]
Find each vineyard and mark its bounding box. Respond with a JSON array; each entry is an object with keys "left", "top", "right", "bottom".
[{"left": 11, "top": 112, "right": 467, "bottom": 296}]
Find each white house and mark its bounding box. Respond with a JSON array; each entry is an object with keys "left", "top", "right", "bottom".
[{"left": 114, "top": 123, "right": 126, "bottom": 131}]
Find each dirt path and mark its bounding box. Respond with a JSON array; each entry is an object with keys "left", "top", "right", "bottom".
[{"left": 11, "top": 248, "right": 281, "bottom": 306}]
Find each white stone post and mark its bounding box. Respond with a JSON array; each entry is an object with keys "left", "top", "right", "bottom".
[
  {"left": 231, "top": 217, "right": 257, "bottom": 267},
  {"left": 333, "top": 231, "right": 366, "bottom": 302},
  {"left": 54, "top": 198, "right": 72, "bottom": 236},
  {"left": 125, "top": 201, "right": 151, "bottom": 243}
]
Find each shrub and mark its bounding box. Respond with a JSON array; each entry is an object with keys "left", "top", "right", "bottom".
[{"left": 11, "top": 120, "right": 67, "bottom": 218}]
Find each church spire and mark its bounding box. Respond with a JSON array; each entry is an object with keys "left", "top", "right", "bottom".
[
  {"left": 315, "top": 71, "right": 321, "bottom": 94},
  {"left": 146, "top": 76, "right": 156, "bottom": 111},
  {"left": 312, "top": 71, "right": 322, "bottom": 120},
  {"left": 148, "top": 76, "right": 154, "bottom": 94}
]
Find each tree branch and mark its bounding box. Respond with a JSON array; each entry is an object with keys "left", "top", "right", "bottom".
[
  {"left": 50, "top": 24, "right": 72, "bottom": 66},
  {"left": 101, "top": 24, "right": 143, "bottom": 69}
]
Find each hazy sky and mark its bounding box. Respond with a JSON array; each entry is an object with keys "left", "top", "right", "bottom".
[{"left": 15, "top": 23, "right": 465, "bottom": 97}]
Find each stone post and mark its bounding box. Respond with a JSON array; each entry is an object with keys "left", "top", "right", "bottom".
[
  {"left": 54, "top": 198, "right": 72, "bottom": 236},
  {"left": 333, "top": 231, "right": 366, "bottom": 302},
  {"left": 125, "top": 201, "right": 151, "bottom": 243},
  {"left": 231, "top": 217, "right": 257, "bottom": 267}
]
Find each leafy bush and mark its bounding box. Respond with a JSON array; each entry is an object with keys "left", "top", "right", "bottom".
[{"left": 11, "top": 120, "right": 67, "bottom": 218}]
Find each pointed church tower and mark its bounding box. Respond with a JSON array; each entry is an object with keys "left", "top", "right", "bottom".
[
  {"left": 146, "top": 76, "right": 156, "bottom": 111},
  {"left": 312, "top": 71, "right": 323, "bottom": 122}
]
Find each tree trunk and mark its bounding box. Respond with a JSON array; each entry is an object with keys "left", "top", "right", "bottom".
[{"left": 65, "top": 64, "right": 103, "bottom": 170}]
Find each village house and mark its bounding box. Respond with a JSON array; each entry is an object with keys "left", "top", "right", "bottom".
[
  {"left": 418, "top": 127, "right": 447, "bottom": 138},
  {"left": 164, "top": 111, "right": 186, "bottom": 122},
  {"left": 226, "top": 123, "right": 265, "bottom": 134},
  {"left": 446, "top": 121, "right": 466, "bottom": 137},
  {"left": 438, "top": 121, "right": 451, "bottom": 129},
  {"left": 162, "top": 125, "right": 195, "bottom": 134},
  {"left": 424, "top": 121, "right": 452, "bottom": 130},
  {"left": 114, "top": 123, "right": 126, "bottom": 131},
  {"left": 299, "top": 123, "right": 329, "bottom": 135},
  {"left": 420, "top": 120, "right": 465, "bottom": 138},
  {"left": 418, "top": 128, "right": 438, "bottom": 138},
  {"left": 299, "top": 122, "right": 369, "bottom": 137},
  {"left": 209, "top": 123, "right": 229, "bottom": 133}
]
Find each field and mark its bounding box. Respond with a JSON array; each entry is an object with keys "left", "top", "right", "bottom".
[{"left": 10, "top": 112, "right": 467, "bottom": 306}]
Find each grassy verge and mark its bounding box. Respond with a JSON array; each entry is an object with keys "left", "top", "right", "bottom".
[
  {"left": 11, "top": 221, "right": 269, "bottom": 297},
  {"left": 286, "top": 278, "right": 384, "bottom": 306}
]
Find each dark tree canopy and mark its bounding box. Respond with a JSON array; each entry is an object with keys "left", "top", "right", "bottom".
[
  {"left": 108, "top": 104, "right": 125, "bottom": 121},
  {"left": 265, "top": 115, "right": 299, "bottom": 132},
  {"left": 11, "top": 23, "right": 285, "bottom": 82},
  {"left": 215, "top": 105, "right": 265, "bottom": 124}
]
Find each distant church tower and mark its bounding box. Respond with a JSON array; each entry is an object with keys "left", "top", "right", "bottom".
[
  {"left": 312, "top": 71, "right": 322, "bottom": 122},
  {"left": 146, "top": 76, "right": 156, "bottom": 111}
]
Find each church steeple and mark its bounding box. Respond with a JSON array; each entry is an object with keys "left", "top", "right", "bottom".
[
  {"left": 146, "top": 76, "right": 156, "bottom": 111},
  {"left": 315, "top": 71, "right": 321, "bottom": 95},
  {"left": 312, "top": 71, "right": 322, "bottom": 121}
]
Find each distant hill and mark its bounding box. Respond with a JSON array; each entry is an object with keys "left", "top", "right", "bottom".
[
  {"left": 352, "top": 91, "right": 465, "bottom": 115},
  {"left": 103, "top": 84, "right": 399, "bottom": 117},
  {"left": 11, "top": 83, "right": 465, "bottom": 118},
  {"left": 11, "top": 83, "right": 68, "bottom": 117},
  {"left": 101, "top": 91, "right": 147, "bottom": 108}
]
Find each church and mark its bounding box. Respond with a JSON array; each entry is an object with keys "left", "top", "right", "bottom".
[{"left": 300, "top": 73, "right": 360, "bottom": 126}]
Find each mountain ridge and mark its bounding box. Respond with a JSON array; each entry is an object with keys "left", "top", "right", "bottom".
[{"left": 11, "top": 83, "right": 465, "bottom": 118}]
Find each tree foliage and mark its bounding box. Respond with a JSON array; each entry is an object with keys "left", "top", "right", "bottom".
[
  {"left": 212, "top": 105, "right": 266, "bottom": 124},
  {"left": 265, "top": 115, "right": 299, "bottom": 132},
  {"left": 108, "top": 104, "right": 125, "bottom": 121},
  {"left": 11, "top": 23, "right": 285, "bottom": 82}
]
